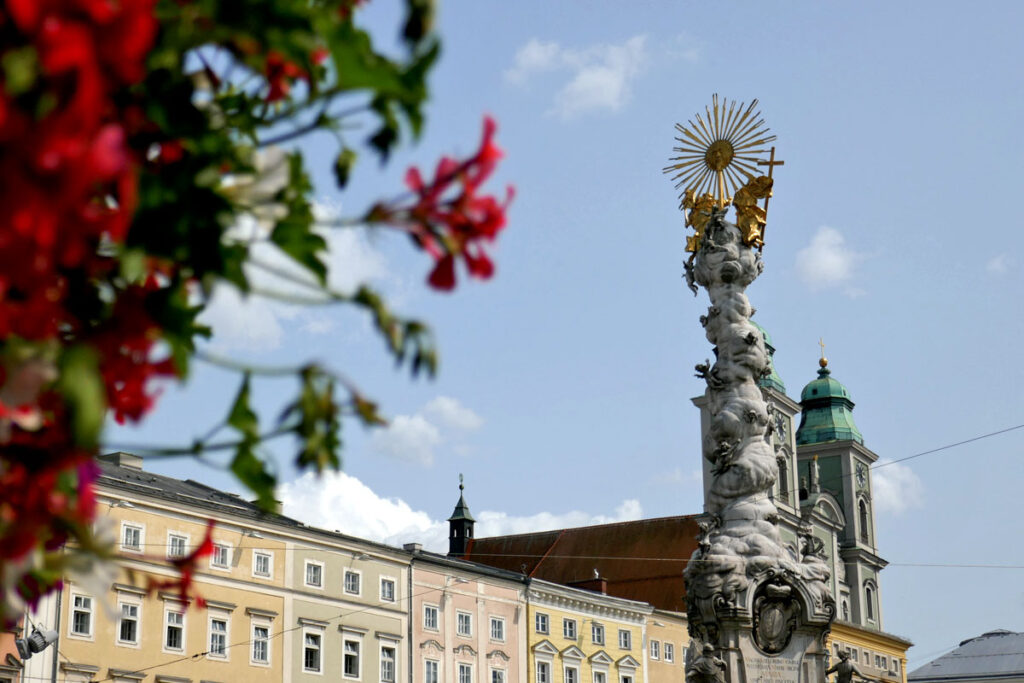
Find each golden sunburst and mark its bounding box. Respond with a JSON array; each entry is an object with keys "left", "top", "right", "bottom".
[{"left": 663, "top": 94, "right": 776, "bottom": 209}]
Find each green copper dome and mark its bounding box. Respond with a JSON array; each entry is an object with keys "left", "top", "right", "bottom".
[
  {"left": 751, "top": 320, "right": 786, "bottom": 394},
  {"left": 796, "top": 363, "right": 863, "bottom": 445}
]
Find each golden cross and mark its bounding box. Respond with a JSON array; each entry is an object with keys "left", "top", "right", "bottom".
[
  {"left": 756, "top": 147, "right": 784, "bottom": 249},
  {"left": 818, "top": 337, "right": 826, "bottom": 358}
]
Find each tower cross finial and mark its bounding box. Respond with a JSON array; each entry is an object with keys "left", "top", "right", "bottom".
[
  {"left": 459, "top": 473, "right": 464, "bottom": 492},
  {"left": 818, "top": 337, "right": 828, "bottom": 368}
]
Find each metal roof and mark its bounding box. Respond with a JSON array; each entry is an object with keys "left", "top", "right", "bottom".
[{"left": 909, "top": 630, "right": 1024, "bottom": 681}]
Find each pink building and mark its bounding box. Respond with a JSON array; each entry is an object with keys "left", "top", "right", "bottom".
[{"left": 407, "top": 545, "right": 528, "bottom": 683}]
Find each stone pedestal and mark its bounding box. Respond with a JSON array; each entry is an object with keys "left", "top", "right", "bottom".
[{"left": 691, "top": 569, "right": 833, "bottom": 683}]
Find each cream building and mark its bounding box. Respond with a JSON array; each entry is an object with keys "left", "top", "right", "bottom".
[{"left": 46, "top": 452, "right": 409, "bottom": 683}]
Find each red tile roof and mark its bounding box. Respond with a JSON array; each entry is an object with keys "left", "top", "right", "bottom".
[{"left": 463, "top": 515, "right": 700, "bottom": 612}]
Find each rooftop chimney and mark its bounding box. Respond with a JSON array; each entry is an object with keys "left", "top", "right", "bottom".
[{"left": 98, "top": 452, "right": 144, "bottom": 470}]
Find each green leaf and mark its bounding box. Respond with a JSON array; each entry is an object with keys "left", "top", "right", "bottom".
[
  {"left": 280, "top": 368, "right": 342, "bottom": 474},
  {"left": 227, "top": 374, "right": 258, "bottom": 438},
  {"left": 1, "top": 47, "right": 39, "bottom": 96},
  {"left": 230, "top": 445, "right": 278, "bottom": 512},
  {"left": 402, "top": 0, "right": 435, "bottom": 50},
  {"left": 269, "top": 154, "right": 328, "bottom": 283},
  {"left": 57, "top": 346, "right": 106, "bottom": 448},
  {"left": 333, "top": 147, "right": 357, "bottom": 189}
]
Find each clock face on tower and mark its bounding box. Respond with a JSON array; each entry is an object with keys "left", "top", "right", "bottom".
[
  {"left": 774, "top": 413, "right": 788, "bottom": 442},
  {"left": 855, "top": 462, "right": 867, "bottom": 488}
]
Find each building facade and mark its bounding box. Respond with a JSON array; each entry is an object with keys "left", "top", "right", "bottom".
[
  {"left": 526, "top": 579, "right": 649, "bottom": 683},
  {"left": 46, "top": 452, "right": 410, "bottom": 683},
  {"left": 407, "top": 548, "right": 527, "bottom": 683}
]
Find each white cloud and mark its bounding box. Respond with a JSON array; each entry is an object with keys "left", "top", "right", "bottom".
[
  {"left": 505, "top": 39, "right": 562, "bottom": 84},
  {"left": 371, "top": 414, "right": 441, "bottom": 466},
  {"left": 278, "top": 471, "right": 643, "bottom": 552},
  {"left": 198, "top": 203, "right": 393, "bottom": 352},
  {"left": 505, "top": 36, "right": 649, "bottom": 119},
  {"left": 423, "top": 396, "right": 483, "bottom": 432},
  {"left": 987, "top": 254, "right": 1014, "bottom": 275},
  {"left": 371, "top": 396, "right": 483, "bottom": 467},
  {"left": 871, "top": 460, "right": 924, "bottom": 514},
  {"left": 279, "top": 470, "right": 439, "bottom": 545},
  {"left": 794, "top": 226, "right": 865, "bottom": 296},
  {"left": 200, "top": 284, "right": 285, "bottom": 352}
]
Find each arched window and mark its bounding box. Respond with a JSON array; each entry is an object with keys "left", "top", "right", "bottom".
[
  {"left": 778, "top": 460, "right": 789, "bottom": 504},
  {"left": 865, "top": 586, "right": 875, "bottom": 621},
  {"left": 858, "top": 500, "right": 870, "bottom": 543}
]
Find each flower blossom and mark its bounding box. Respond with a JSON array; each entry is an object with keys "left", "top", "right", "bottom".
[{"left": 386, "top": 116, "right": 514, "bottom": 290}]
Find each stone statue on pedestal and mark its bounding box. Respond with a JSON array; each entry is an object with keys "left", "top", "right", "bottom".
[{"left": 665, "top": 96, "right": 835, "bottom": 683}]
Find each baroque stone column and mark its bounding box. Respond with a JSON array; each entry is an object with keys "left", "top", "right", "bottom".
[{"left": 683, "top": 207, "right": 835, "bottom": 683}]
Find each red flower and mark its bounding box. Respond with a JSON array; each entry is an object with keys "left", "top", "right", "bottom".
[
  {"left": 393, "top": 116, "right": 514, "bottom": 290},
  {"left": 148, "top": 520, "right": 216, "bottom": 607},
  {"left": 264, "top": 51, "right": 305, "bottom": 102}
]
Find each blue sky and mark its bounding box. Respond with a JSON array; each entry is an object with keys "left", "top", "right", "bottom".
[{"left": 109, "top": 1, "right": 1024, "bottom": 669}]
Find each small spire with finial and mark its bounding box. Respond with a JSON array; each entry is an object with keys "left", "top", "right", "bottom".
[
  {"left": 818, "top": 337, "right": 828, "bottom": 368},
  {"left": 459, "top": 473, "right": 464, "bottom": 492}
]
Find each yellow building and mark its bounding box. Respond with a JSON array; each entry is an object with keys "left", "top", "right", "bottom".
[
  {"left": 646, "top": 609, "right": 688, "bottom": 683},
  {"left": 828, "top": 622, "right": 912, "bottom": 683},
  {"left": 527, "top": 579, "right": 650, "bottom": 683}
]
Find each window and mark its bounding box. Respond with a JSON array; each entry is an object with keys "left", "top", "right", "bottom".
[
  {"left": 304, "top": 632, "right": 322, "bottom": 673},
  {"left": 305, "top": 561, "right": 323, "bottom": 588},
  {"left": 165, "top": 610, "right": 184, "bottom": 651},
  {"left": 621, "top": 676, "right": 633, "bottom": 683},
  {"left": 650, "top": 640, "right": 659, "bottom": 660},
  {"left": 618, "top": 629, "right": 631, "bottom": 650},
  {"left": 565, "top": 667, "right": 578, "bottom": 683},
  {"left": 594, "top": 673, "right": 606, "bottom": 683},
  {"left": 490, "top": 617, "right": 505, "bottom": 642},
  {"left": 168, "top": 533, "right": 187, "bottom": 559},
  {"left": 211, "top": 543, "right": 231, "bottom": 569},
  {"left": 253, "top": 551, "right": 272, "bottom": 578},
  {"left": 563, "top": 618, "right": 577, "bottom": 639},
  {"left": 380, "top": 577, "right": 396, "bottom": 602},
  {"left": 381, "top": 646, "right": 396, "bottom": 683},
  {"left": 535, "top": 613, "right": 549, "bottom": 634},
  {"left": 894, "top": 661, "right": 901, "bottom": 673},
  {"left": 118, "top": 603, "right": 139, "bottom": 645},
  {"left": 121, "top": 523, "right": 143, "bottom": 551},
  {"left": 865, "top": 586, "right": 875, "bottom": 620},
  {"left": 491, "top": 669, "right": 505, "bottom": 683},
  {"left": 424, "top": 604, "right": 439, "bottom": 630},
  {"left": 591, "top": 622, "right": 605, "bottom": 645},
  {"left": 457, "top": 611, "right": 473, "bottom": 637},
  {"left": 458, "top": 663, "right": 473, "bottom": 683},
  {"left": 875, "top": 655, "right": 882, "bottom": 668},
  {"left": 664, "top": 643, "right": 674, "bottom": 662},
  {"left": 343, "top": 638, "right": 360, "bottom": 678},
  {"left": 209, "top": 618, "right": 227, "bottom": 658},
  {"left": 425, "top": 660, "right": 439, "bottom": 683},
  {"left": 70, "top": 594, "right": 93, "bottom": 637},
  {"left": 252, "top": 624, "right": 270, "bottom": 664},
  {"left": 344, "top": 569, "right": 361, "bottom": 595},
  {"left": 536, "top": 662, "right": 550, "bottom": 683},
  {"left": 859, "top": 500, "right": 870, "bottom": 543}
]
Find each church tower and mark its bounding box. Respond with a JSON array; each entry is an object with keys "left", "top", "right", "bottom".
[
  {"left": 796, "top": 351, "right": 888, "bottom": 630},
  {"left": 447, "top": 474, "right": 475, "bottom": 557}
]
